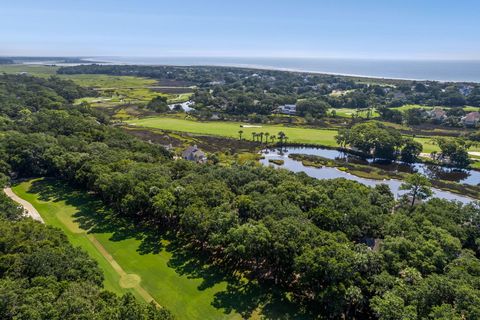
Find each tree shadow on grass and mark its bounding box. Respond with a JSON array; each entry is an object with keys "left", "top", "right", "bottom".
[
  {"left": 212, "top": 280, "right": 313, "bottom": 320},
  {"left": 165, "top": 240, "right": 312, "bottom": 319},
  {"left": 27, "top": 178, "right": 160, "bottom": 249},
  {"left": 165, "top": 240, "right": 231, "bottom": 291},
  {"left": 26, "top": 178, "right": 312, "bottom": 319}
]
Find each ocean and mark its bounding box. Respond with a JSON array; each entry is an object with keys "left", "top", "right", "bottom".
[{"left": 88, "top": 56, "right": 480, "bottom": 83}]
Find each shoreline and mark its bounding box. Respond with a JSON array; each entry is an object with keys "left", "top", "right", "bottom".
[{"left": 85, "top": 57, "right": 480, "bottom": 83}]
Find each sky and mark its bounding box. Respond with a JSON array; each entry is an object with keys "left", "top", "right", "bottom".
[{"left": 1, "top": 0, "right": 479, "bottom": 60}]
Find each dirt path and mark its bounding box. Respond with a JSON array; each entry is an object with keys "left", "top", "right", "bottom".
[{"left": 3, "top": 187, "right": 44, "bottom": 222}]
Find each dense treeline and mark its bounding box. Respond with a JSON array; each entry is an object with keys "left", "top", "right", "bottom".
[
  {"left": 1, "top": 74, "right": 480, "bottom": 319},
  {"left": 0, "top": 58, "right": 14, "bottom": 64},
  {"left": 0, "top": 74, "right": 173, "bottom": 320},
  {"left": 336, "top": 122, "right": 422, "bottom": 162},
  {"left": 0, "top": 213, "right": 174, "bottom": 319},
  {"left": 0, "top": 74, "right": 97, "bottom": 117}
]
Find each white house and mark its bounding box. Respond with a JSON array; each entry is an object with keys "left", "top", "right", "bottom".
[{"left": 277, "top": 104, "right": 296, "bottom": 115}]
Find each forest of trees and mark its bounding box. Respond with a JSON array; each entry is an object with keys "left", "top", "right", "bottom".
[
  {"left": 336, "top": 122, "right": 419, "bottom": 161},
  {"left": 1, "top": 74, "right": 480, "bottom": 319},
  {"left": 0, "top": 210, "right": 174, "bottom": 319},
  {"left": 58, "top": 65, "right": 480, "bottom": 119}
]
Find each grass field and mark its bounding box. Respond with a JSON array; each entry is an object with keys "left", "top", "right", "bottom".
[
  {"left": 11, "top": 179, "right": 245, "bottom": 320},
  {"left": 392, "top": 104, "right": 479, "bottom": 112},
  {"left": 0, "top": 64, "right": 59, "bottom": 76},
  {"left": 126, "top": 116, "right": 480, "bottom": 156},
  {"left": 127, "top": 117, "right": 340, "bottom": 146},
  {"left": 0, "top": 64, "right": 193, "bottom": 107},
  {"left": 329, "top": 108, "right": 380, "bottom": 118}
]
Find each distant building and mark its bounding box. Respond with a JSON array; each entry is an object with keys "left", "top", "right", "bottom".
[
  {"left": 459, "top": 85, "right": 473, "bottom": 96},
  {"left": 182, "top": 145, "right": 207, "bottom": 163},
  {"left": 427, "top": 107, "right": 447, "bottom": 122},
  {"left": 461, "top": 111, "right": 480, "bottom": 127},
  {"left": 207, "top": 80, "right": 225, "bottom": 86},
  {"left": 277, "top": 104, "right": 296, "bottom": 115}
]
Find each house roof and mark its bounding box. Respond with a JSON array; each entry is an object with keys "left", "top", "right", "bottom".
[
  {"left": 463, "top": 111, "right": 480, "bottom": 122},
  {"left": 431, "top": 108, "right": 446, "bottom": 118},
  {"left": 182, "top": 145, "right": 198, "bottom": 157},
  {"left": 182, "top": 145, "right": 206, "bottom": 159}
]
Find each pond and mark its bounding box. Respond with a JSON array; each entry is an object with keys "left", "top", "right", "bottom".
[{"left": 259, "top": 146, "right": 478, "bottom": 204}]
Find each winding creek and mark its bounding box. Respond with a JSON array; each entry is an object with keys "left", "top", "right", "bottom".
[{"left": 259, "top": 146, "right": 479, "bottom": 204}]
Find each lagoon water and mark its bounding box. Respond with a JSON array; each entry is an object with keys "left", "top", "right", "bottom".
[
  {"left": 90, "top": 57, "right": 480, "bottom": 83},
  {"left": 259, "top": 147, "right": 477, "bottom": 204}
]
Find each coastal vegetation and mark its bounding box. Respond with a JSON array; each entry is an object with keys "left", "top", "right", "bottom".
[
  {"left": 0, "top": 183, "right": 173, "bottom": 319},
  {"left": 1, "top": 67, "right": 480, "bottom": 319},
  {"left": 124, "top": 116, "right": 480, "bottom": 159},
  {"left": 12, "top": 178, "right": 240, "bottom": 319}
]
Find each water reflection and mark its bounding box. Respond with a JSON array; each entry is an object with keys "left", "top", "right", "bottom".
[
  {"left": 263, "top": 146, "right": 479, "bottom": 186},
  {"left": 260, "top": 146, "right": 476, "bottom": 204}
]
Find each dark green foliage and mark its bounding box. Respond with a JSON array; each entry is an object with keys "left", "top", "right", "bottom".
[
  {"left": 436, "top": 137, "right": 471, "bottom": 168},
  {"left": 0, "top": 58, "right": 14, "bottom": 64},
  {"left": 0, "top": 219, "right": 104, "bottom": 285},
  {"left": 58, "top": 65, "right": 480, "bottom": 120},
  {"left": 0, "top": 74, "right": 96, "bottom": 117},
  {"left": 0, "top": 190, "right": 23, "bottom": 220},
  {"left": 0, "top": 219, "right": 174, "bottom": 320},
  {"left": 1, "top": 70, "right": 480, "bottom": 319},
  {"left": 401, "top": 139, "right": 423, "bottom": 163},
  {"left": 147, "top": 96, "right": 169, "bottom": 112},
  {"left": 336, "top": 122, "right": 407, "bottom": 160},
  {"left": 296, "top": 98, "right": 330, "bottom": 117}
]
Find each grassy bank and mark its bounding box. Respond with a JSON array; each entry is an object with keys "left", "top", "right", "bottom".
[
  {"left": 125, "top": 116, "right": 480, "bottom": 156},
  {"left": 12, "top": 178, "right": 243, "bottom": 320}
]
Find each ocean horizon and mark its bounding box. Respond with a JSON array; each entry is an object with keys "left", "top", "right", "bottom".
[{"left": 88, "top": 56, "right": 480, "bottom": 83}]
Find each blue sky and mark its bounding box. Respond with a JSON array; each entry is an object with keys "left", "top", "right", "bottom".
[{"left": 1, "top": 0, "right": 479, "bottom": 59}]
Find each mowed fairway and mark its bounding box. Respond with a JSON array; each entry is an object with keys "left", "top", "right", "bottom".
[
  {"left": 127, "top": 117, "right": 339, "bottom": 146},
  {"left": 12, "top": 179, "right": 242, "bottom": 320},
  {"left": 127, "top": 117, "right": 480, "bottom": 155}
]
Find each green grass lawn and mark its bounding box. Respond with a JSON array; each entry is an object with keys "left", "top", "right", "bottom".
[
  {"left": 413, "top": 137, "right": 442, "bottom": 153},
  {"left": 11, "top": 179, "right": 127, "bottom": 296},
  {"left": 0, "top": 64, "right": 59, "bottom": 76},
  {"left": 127, "top": 117, "right": 340, "bottom": 146},
  {"left": 11, "top": 179, "right": 245, "bottom": 320},
  {"left": 0, "top": 64, "right": 190, "bottom": 108},
  {"left": 392, "top": 104, "right": 479, "bottom": 112},
  {"left": 126, "top": 116, "right": 480, "bottom": 156},
  {"left": 329, "top": 108, "right": 379, "bottom": 118}
]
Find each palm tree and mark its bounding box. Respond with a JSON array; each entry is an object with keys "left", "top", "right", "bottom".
[
  {"left": 270, "top": 135, "right": 276, "bottom": 144},
  {"left": 238, "top": 130, "right": 243, "bottom": 140},
  {"left": 252, "top": 132, "right": 256, "bottom": 141},
  {"left": 264, "top": 132, "right": 270, "bottom": 144},
  {"left": 258, "top": 132, "right": 264, "bottom": 143},
  {"left": 277, "top": 131, "right": 286, "bottom": 145}
]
